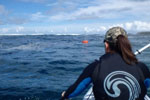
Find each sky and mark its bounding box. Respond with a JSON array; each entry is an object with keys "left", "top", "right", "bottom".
[{"left": 0, "top": 0, "right": 150, "bottom": 35}]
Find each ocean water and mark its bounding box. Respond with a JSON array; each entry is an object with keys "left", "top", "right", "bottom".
[{"left": 0, "top": 34, "right": 150, "bottom": 100}]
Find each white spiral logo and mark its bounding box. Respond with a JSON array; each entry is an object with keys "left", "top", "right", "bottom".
[{"left": 104, "top": 71, "right": 141, "bottom": 100}]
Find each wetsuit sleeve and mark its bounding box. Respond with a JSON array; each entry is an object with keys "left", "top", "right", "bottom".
[{"left": 62, "top": 61, "right": 98, "bottom": 99}]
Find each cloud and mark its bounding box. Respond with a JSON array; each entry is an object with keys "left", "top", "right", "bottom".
[
  {"left": 0, "top": 4, "right": 28, "bottom": 25},
  {"left": 104, "top": 21, "right": 150, "bottom": 32},
  {"left": 0, "top": 17, "right": 29, "bottom": 25},
  {"left": 0, "top": 28, "right": 9, "bottom": 33},
  {"left": 83, "top": 26, "right": 107, "bottom": 33},
  {"left": 0, "top": 5, "right": 9, "bottom": 15},
  {"left": 31, "top": 12, "right": 46, "bottom": 21},
  {"left": 46, "top": 0, "right": 94, "bottom": 14},
  {"left": 1, "top": 0, "right": 150, "bottom": 34},
  {"left": 8, "top": 17, "right": 29, "bottom": 24},
  {"left": 0, "top": 5, "right": 5, "bottom": 15},
  {"left": 17, "top": 0, "right": 48, "bottom": 3},
  {"left": 37, "top": 0, "right": 150, "bottom": 22},
  {"left": 0, "top": 16, "right": 29, "bottom": 25},
  {"left": 1, "top": 20, "right": 150, "bottom": 35},
  {"left": 128, "top": 0, "right": 149, "bottom": 1},
  {"left": 0, "top": 20, "right": 3, "bottom": 24},
  {"left": 2, "top": 0, "right": 150, "bottom": 25},
  {"left": 0, "top": 26, "right": 24, "bottom": 34},
  {"left": 46, "top": 1, "right": 79, "bottom": 16},
  {"left": 46, "top": 0, "right": 150, "bottom": 21},
  {"left": 0, "top": 5, "right": 9, "bottom": 25},
  {"left": 15, "top": 26, "right": 24, "bottom": 33},
  {"left": 125, "top": 22, "right": 133, "bottom": 30},
  {"left": 125, "top": 21, "right": 150, "bottom": 31}
]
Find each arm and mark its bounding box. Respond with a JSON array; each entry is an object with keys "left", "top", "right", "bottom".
[
  {"left": 61, "top": 61, "right": 98, "bottom": 99},
  {"left": 138, "top": 62, "right": 150, "bottom": 88}
]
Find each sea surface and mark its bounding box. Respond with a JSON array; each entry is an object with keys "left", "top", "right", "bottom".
[{"left": 0, "top": 34, "right": 150, "bottom": 100}]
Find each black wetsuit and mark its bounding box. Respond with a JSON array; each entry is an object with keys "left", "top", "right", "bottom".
[{"left": 61, "top": 53, "right": 150, "bottom": 100}]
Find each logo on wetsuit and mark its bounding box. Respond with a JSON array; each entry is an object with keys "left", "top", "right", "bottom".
[{"left": 104, "top": 71, "right": 141, "bottom": 100}]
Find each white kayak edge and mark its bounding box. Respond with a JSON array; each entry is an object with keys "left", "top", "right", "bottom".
[{"left": 83, "top": 87, "right": 150, "bottom": 100}]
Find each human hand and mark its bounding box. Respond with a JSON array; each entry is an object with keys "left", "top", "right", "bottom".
[{"left": 61, "top": 91, "right": 66, "bottom": 97}]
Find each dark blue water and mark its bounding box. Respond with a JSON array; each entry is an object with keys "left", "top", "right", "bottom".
[{"left": 0, "top": 34, "right": 150, "bottom": 100}]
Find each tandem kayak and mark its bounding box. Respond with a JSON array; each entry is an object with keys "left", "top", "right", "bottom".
[{"left": 83, "top": 87, "right": 150, "bottom": 100}]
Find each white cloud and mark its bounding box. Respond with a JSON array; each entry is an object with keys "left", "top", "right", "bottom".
[
  {"left": 0, "top": 28, "right": 9, "bottom": 33},
  {"left": 2, "top": 0, "right": 150, "bottom": 26},
  {"left": 16, "top": 26, "right": 24, "bottom": 33},
  {"left": 1, "top": 0, "right": 150, "bottom": 35},
  {"left": 125, "top": 22, "right": 133, "bottom": 30},
  {"left": 84, "top": 27, "right": 92, "bottom": 33},
  {"left": 0, "top": 26, "right": 24, "bottom": 34},
  {"left": 83, "top": 26, "right": 107, "bottom": 34},
  {"left": 31, "top": 12, "right": 44, "bottom": 20},
  {"left": 46, "top": 0, "right": 94, "bottom": 15},
  {"left": 1, "top": 21, "right": 150, "bottom": 35},
  {"left": 8, "top": 17, "right": 28, "bottom": 24},
  {"left": 46, "top": 2, "right": 58, "bottom": 7},
  {"left": 98, "top": 26, "right": 107, "bottom": 32},
  {"left": 0, "top": 5, "right": 5, "bottom": 15},
  {"left": 125, "top": 21, "right": 150, "bottom": 31},
  {"left": 17, "top": 0, "right": 48, "bottom": 3},
  {"left": 31, "top": 12, "right": 46, "bottom": 21},
  {"left": 109, "top": 24, "right": 124, "bottom": 29},
  {"left": 0, "top": 5, "right": 8, "bottom": 15},
  {"left": 47, "top": 0, "right": 150, "bottom": 21},
  {"left": 106, "top": 21, "right": 150, "bottom": 32},
  {"left": 81, "top": 21, "right": 150, "bottom": 33},
  {"left": 0, "top": 5, "right": 28, "bottom": 25}
]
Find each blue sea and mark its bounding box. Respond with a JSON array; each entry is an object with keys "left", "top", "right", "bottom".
[{"left": 0, "top": 34, "right": 150, "bottom": 100}]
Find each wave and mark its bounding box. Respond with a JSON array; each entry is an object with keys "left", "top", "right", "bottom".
[
  {"left": 0, "top": 33, "right": 81, "bottom": 36},
  {"left": 48, "top": 60, "right": 82, "bottom": 65},
  {"left": 55, "top": 33, "right": 80, "bottom": 36},
  {"left": 6, "top": 42, "right": 46, "bottom": 51},
  {"left": 0, "top": 33, "right": 102, "bottom": 36},
  {"left": 0, "top": 87, "right": 60, "bottom": 100}
]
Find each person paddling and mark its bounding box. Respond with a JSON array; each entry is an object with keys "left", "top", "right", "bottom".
[{"left": 60, "top": 27, "right": 150, "bottom": 100}]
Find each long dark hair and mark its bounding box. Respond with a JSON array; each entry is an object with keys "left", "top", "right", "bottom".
[{"left": 109, "top": 35, "right": 138, "bottom": 65}]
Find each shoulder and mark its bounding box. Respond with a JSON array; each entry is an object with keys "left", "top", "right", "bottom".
[
  {"left": 99, "top": 53, "right": 111, "bottom": 62},
  {"left": 137, "top": 62, "right": 150, "bottom": 78},
  {"left": 85, "top": 60, "right": 99, "bottom": 71},
  {"left": 137, "top": 62, "right": 149, "bottom": 70},
  {"left": 100, "top": 53, "right": 111, "bottom": 59},
  {"left": 80, "top": 60, "right": 99, "bottom": 78},
  {"left": 137, "top": 62, "right": 147, "bottom": 66}
]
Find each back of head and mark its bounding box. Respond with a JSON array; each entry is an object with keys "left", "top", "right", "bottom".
[
  {"left": 104, "top": 27, "right": 127, "bottom": 44},
  {"left": 104, "top": 27, "right": 138, "bottom": 65}
]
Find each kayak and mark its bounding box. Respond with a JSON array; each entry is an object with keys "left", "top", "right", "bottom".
[{"left": 83, "top": 87, "right": 150, "bottom": 100}]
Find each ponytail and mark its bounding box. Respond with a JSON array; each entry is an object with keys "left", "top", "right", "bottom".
[{"left": 109, "top": 35, "right": 138, "bottom": 65}]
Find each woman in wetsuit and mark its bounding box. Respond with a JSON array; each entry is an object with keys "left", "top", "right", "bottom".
[{"left": 60, "top": 27, "right": 150, "bottom": 100}]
